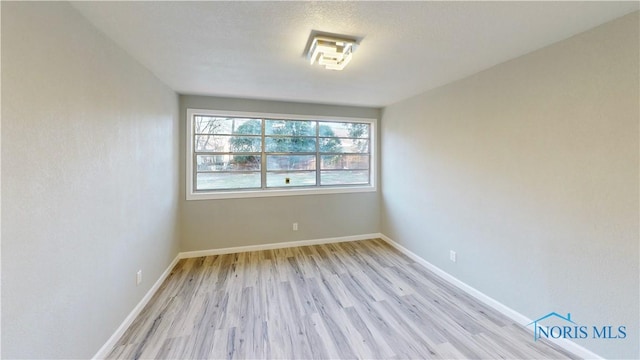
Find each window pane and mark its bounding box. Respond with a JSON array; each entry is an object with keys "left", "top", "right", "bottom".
[
  {"left": 265, "top": 120, "right": 316, "bottom": 136},
  {"left": 195, "top": 116, "right": 261, "bottom": 135},
  {"left": 321, "top": 170, "right": 369, "bottom": 185},
  {"left": 228, "top": 136, "right": 261, "bottom": 153},
  {"left": 194, "top": 116, "right": 224, "bottom": 134},
  {"left": 267, "top": 171, "right": 316, "bottom": 187},
  {"left": 196, "top": 172, "right": 261, "bottom": 190},
  {"left": 318, "top": 122, "right": 369, "bottom": 138},
  {"left": 265, "top": 137, "right": 316, "bottom": 153},
  {"left": 197, "top": 155, "right": 260, "bottom": 171},
  {"left": 267, "top": 155, "right": 315, "bottom": 170},
  {"left": 195, "top": 135, "right": 261, "bottom": 152},
  {"left": 318, "top": 137, "right": 342, "bottom": 153},
  {"left": 319, "top": 138, "right": 368, "bottom": 153},
  {"left": 195, "top": 135, "right": 225, "bottom": 152},
  {"left": 321, "top": 155, "right": 369, "bottom": 170}
]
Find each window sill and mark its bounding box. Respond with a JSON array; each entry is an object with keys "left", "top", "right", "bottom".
[{"left": 186, "top": 185, "right": 376, "bottom": 200}]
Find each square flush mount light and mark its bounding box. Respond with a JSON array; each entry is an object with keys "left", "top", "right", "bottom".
[{"left": 307, "top": 34, "right": 358, "bottom": 71}]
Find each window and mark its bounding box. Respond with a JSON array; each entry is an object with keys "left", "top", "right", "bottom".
[{"left": 187, "top": 109, "right": 376, "bottom": 200}]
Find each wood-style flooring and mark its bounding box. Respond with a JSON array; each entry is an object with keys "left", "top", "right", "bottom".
[{"left": 107, "top": 239, "right": 578, "bottom": 359}]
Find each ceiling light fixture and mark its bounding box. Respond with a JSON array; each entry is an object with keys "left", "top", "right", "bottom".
[{"left": 307, "top": 35, "right": 357, "bottom": 71}]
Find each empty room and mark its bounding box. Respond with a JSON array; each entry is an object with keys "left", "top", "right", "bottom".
[{"left": 2, "top": 1, "right": 639, "bottom": 359}]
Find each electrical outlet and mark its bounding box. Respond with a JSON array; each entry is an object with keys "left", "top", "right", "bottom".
[
  {"left": 136, "top": 270, "right": 142, "bottom": 285},
  {"left": 450, "top": 251, "right": 457, "bottom": 263},
  {"left": 293, "top": 222, "right": 298, "bottom": 231}
]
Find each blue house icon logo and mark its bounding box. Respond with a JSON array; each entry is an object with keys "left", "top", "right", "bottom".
[{"left": 527, "top": 312, "right": 577, "bottom": 341}]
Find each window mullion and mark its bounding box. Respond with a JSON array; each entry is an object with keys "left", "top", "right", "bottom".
[
  {"left": 261, "top": 119, "right": 266, "bottom": 189},
  {"left": 316, "top": 121, "right": 321, "bottom": 187},
  {"left": 193, "top": 121, "right": 199, "bottom": 192},
  {"left": 368, "top": 124, "right": 372, "bottom": 185}
]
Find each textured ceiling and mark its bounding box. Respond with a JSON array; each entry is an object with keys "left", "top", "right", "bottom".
[{"left": 71, "top": 1, "right": 639, "bottom": 107}]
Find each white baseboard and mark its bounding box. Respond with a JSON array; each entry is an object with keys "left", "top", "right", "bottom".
[
  {"left": 178, "top": 233, "right": 381, "bottom": 259},
  {"left": 93, "top": 233, "right": 379, "bottom": 358},
  {"left": 379, "top": 234, "right": 603, "bottom": 360},
  {"left": 92, "top": 254, "right": 180, "bottom": 360},
  {"left": 95, "top": 233, "right": 601, "bottom": 359}
]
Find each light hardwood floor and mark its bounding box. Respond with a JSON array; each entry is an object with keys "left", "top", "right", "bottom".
[{"left": 107, "top": 239, "right": 578, "bottom": 359}]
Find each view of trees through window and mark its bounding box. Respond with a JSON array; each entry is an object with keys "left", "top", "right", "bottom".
[{"left": 192, "top": 115, "right": 371, "bottom": 191}]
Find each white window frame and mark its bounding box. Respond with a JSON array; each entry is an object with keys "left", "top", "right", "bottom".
[{"left": 186, "top": 108, "right": 377, "bottom": 200}]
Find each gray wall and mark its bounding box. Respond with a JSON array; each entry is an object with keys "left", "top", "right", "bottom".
[
  {"left": 2, "top": 2, "right": 636, "bottom": 359},
  {"left": 1, "top": 2, "right": 180, "bottom": 358},
  {"left": 180, "top": 95, "right": 380, "bottom": 251},
  {"left": 381, "top": 12, "right": 639, "bottom": 359}
]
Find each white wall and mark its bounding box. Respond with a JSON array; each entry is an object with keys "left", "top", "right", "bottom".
[
  {"left": 1, "top": 2, "right": 180, "bottom": 358},
  {"left": 381, "top": 12, "right": 639, "bottom": 359},
  {"left": 180, "top": 95, "right": 380, "bottom": 251}
]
